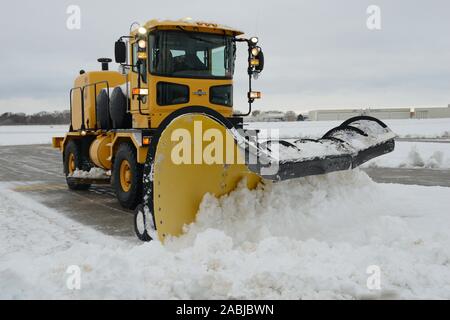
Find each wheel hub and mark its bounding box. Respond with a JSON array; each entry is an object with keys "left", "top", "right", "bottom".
[
  {"left": 68, "top": 153, "right": 75, "bottom": 174},
  {"left": 120, "top": 160, "right": 132, "bottom": 192}
]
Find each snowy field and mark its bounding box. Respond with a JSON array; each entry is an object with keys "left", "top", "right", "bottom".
[
  {"left": 0, "top": 125, "right": 68, "bottom": 146},
  {"left": 1, "top": 170, "right": 450, "bottom": 299},
  {"left": 0, "top": 118, "right": 449, "bottom": 146}
]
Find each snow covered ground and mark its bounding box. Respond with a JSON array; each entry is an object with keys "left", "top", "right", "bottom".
[
  {"left": 1, "top": 119, "right": 449, "bottom": 299},
  {"left": 1, "top": 118, "right": 449, "bottom": 146},
  {"left": 0, "top": 125, "right": 67, "bottom": 146},
  {"left": 1, "top": 170, "right": 450, "bottom": 299},
  {"left": 247, "top": 118, "right": 450, "bottom": 140}
]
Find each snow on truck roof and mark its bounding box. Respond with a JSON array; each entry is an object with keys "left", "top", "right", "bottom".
[{"left": 133, "top": 18, "right": 244, "bottom": 36}]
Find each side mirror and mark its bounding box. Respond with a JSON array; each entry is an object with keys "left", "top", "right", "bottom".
[
  {"left": 255, "top": 49, "right": 264, "bottom": 72},
  {"left": 115, "top": 40, "right": 127, "bottom": 64}
]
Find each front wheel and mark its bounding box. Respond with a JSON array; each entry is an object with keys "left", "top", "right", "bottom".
[
  {"left": 112, "top": 143, "right": 143, "bottom": 209},
  {"left": 134, "top": 204, "right": 152, "bottom": 242}
]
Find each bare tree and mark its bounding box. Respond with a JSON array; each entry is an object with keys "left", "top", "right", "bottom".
[
  {"left": 284, "top": 111, "right": 297, "bottom": 122},
  {"left": 252, "top": 110, "right": 261, "bottom": 117},
  {"left": 0, "top": 110, "right": 70, "bottom": 125}
]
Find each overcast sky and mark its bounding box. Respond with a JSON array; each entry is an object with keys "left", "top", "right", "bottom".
[{"left": 0, "top": 0, "right": 449, "bottom": 114}]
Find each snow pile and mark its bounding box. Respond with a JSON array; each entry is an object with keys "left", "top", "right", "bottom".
[
  {"left": 404, "top": 148, "right": 444, "bottom": 168},
  {"left": 2, "top": 170, "right": 450, "bottom": 299},
  {"left": 365, "top": 142, "right": 450, "bottom": 169},
  {"left": 69, "top": 168, "right": 109, "bottom": 179}
]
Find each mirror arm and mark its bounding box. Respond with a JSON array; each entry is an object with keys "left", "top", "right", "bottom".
[
  {"left": 233, "top": 39, "right": 254, "bottom": 117},
  {"left": 135, "top": 60, "right": 150, "bottom": 116},
  {"left": 116, "top": 36, "right": 134, "bottom": 66}
]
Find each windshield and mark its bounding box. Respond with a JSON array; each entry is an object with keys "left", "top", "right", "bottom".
[{"left": 149, "top": 31, "right": 235, "bottom": 79}]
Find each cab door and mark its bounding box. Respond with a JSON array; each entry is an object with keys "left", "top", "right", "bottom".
[{"left": 129, "top": 41, "right": 150, "bottom": 128}]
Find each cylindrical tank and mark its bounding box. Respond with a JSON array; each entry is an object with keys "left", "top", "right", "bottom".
[{"left": 89, "top": 135, "right": 112, "bottom": 169}]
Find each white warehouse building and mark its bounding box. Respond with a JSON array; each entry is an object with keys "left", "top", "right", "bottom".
[{"left": 308, "top": 106, "right": 450, "bottom": 121}]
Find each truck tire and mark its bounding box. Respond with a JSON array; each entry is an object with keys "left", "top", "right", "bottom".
[
  {"left": 134, "top": 204, "right": 152, "bottom": 242},
  {"left": 112, "top": 143, "right": 143, "bottom": 209},
  {"left": 96, "top": 90, "right": 111, "bottom": 130},
  {"left": 64, "top": 140, "right": 91, "bottom": 190},
  {"left": 110, "top": 87, "right": 131, "bottom": 129}
]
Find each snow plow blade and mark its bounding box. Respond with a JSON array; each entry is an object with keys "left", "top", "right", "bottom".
[
  {"left": 139, "top": 109, "right": 395, "bottom": 242},
  {"left": 245, "top": 116, "right": 396, "bottom": 181}
]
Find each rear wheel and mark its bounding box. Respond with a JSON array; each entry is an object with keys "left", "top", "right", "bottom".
[
  {"left": 96, "top": 90, "right": 111, "bottom": 130},
  {"left": 110, "top": 87, "right": 131, "bottom": 129},
  {"left": 63, "top": 140, "right": 91, "bottom": 190},
  {"left": 113, "top": 143, "right": 143, "bottom": 209}
]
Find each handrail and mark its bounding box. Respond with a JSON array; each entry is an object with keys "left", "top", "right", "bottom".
[
  {"left": 69, "top": 87, "right": 84, "bottom": 131},
  {"left": 83, "top": 81, "right": 110, "bottom": 130},
  {"left": 69, "top": 81, "right": 111, "bottom": 132}
]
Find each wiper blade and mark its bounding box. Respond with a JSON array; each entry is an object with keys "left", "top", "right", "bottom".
[{"left": 176, "top": 26, "right": 219, "bottom": 45}]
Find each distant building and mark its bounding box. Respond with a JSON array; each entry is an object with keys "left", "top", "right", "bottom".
[
  {"left": 308, "top": 106, "right": 450, "bottom": 121},
  {"left": 257, "top": 111, "right": 285, "bottom": 122}
]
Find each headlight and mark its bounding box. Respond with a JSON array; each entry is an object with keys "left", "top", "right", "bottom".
[
  {"left": 251, "top": 47, "right": 260, "bottom": 57},
  {"left": 138, "top": 40, "right": 146, "bottom": 49},
  {"left": 249, "top": 37, "right": 259, "bottom": 45},
  {"left": 138, "top": 27, "right": 147, "bottom": 35}
]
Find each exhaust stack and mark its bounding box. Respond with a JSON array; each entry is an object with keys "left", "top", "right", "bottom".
[{"left": 97, "top": 58, "right": 112, "bottom": 71}]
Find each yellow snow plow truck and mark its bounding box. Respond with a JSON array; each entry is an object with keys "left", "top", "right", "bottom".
[{"left": 53, "top": 19, "right": 395, "bottom": 242}]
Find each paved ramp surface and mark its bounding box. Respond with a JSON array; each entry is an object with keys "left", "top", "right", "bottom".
[
  {"left": 364, "top": 167, "right": 450, "bottom": 188},
  {"left": 1, "top": 144, "right": 449, "bottom": 238},
  {"left": 0, "top": 144, "right": 134, "bottom": 239}
]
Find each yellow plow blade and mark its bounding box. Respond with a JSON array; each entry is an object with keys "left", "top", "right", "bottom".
[{"left": 150, "top": 112, "right": 260, "bottom": 242}]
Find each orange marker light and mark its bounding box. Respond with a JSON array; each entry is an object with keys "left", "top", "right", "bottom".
[
  {"left": 248, "top": 91, "right": 262, "bottom": 99},
  {"left": 132, "top": 88, "right": 148, "bottom": 96},
  {"left": 137, "top": 52, "right": 147, "bottom": 60},
  {"left": 250, "top": 59, "right": 260, "bottom": 66},
  {"left": 142, "top": 136, "right": 151, "bottom": 145}
]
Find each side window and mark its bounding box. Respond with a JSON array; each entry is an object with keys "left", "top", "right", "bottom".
[
  {"left": 211, "top": 46, "right": 226, "bottom": 77},
  {"left": 157, "top": 82, "right": 189, "bottom": 106},
  {"left": 132, "top": 42, "right": 147, "bottom": 83},
  {"left": 171, "top": 50, "right": 185, "bottom": 57},
  {"left": 210, "top": 85, "right": 233, "bottom": 107},
  {"left": 196, "top": 50, "right": 208, "bottom": 66}
]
